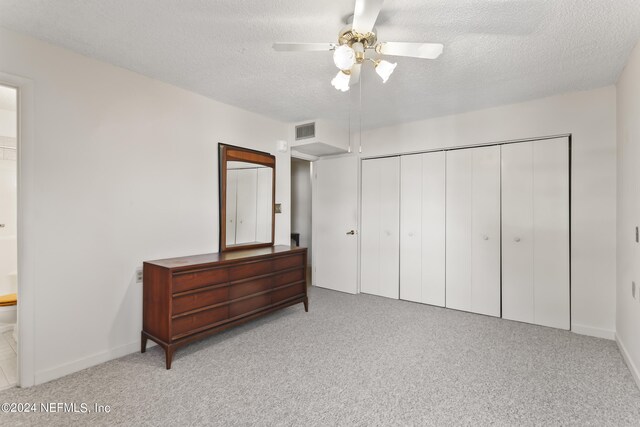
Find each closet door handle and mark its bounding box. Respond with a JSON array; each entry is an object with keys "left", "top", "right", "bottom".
[
  {"left": 514, "top": 237, "right": 521, "bottom": 243},
  {"left": 346, "top": 230, "right": 356, "bottom": 235},
  {"left": 482, "top": 235, "right": 489, "bottom": 241}
]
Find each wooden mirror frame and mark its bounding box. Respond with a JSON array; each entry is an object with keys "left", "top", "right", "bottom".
[{"left": 218, "top": 143, "right": 276, "bottom": 252}]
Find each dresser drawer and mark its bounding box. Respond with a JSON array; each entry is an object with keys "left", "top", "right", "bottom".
[
  {"left": 172, "top": 286, "right": 229, "bottom": 315},
  {"left": 229, "top": 294, "right": 271, "bottom": 318},
  {"left": 173, "top": 268, "right": 229, "bottom": 293},
  {"left": 172, "top": 306, "right": 229, "bottom": 337},
  {"left": 272, "top": 283, "right": 305, "bottom": 304},
  {"left": 273, "top": 268, "right": 304, "bottom": 287},
  {"left": 228, "top": 260, "right": 272, "bottom": 281},
  {"left": 273, "top": 254, "right": 304, "bottom": 271},
  {"left": 229, "top": 276, "right": 273, "bottom": 300}
]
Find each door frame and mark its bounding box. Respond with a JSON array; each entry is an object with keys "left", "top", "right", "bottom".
[{"left": 0, "top": 71, "right": 36, "bottom": 387}]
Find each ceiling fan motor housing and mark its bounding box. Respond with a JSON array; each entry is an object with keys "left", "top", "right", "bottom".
[{"left": 338, "top": 26, "right": 377, "bottom": 49}]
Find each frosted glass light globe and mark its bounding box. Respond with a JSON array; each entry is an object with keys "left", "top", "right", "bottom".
[
  {"left": 331, "top": 70, "right": 351, "bottom": 92},
  {"left": 375, "top": 60, "right": 397, "bottom": 83},
  {"left": 333, "top": 45, "right": 356, "bottom": 70}
]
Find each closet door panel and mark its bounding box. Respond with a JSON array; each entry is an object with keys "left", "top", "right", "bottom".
[
  {"left": 378, "top": 157, "right": 401, "bottom": 299},
  {"left": 501, "top": 143, "right": 534, "bottom": 323},
  {"left": 360, "top": 159, "right": 381, "bottom": 296},
  {"left": 421, "top": 152, "right": 446, "bottom": 307},
  {"left": 400, "top": 155, "right": 423, "bottom": 303},
  {"left": 445, "top": 150, "right": 473, "bottom": 312},
  {"left": 361, "top": 157, "right": 400, "bottom": 299},
  {"left": 533, "top": 139, "right": 570, "bottom": 329},
  {"left": 470, "top": 146, "right": 501, "bottom": 317}
]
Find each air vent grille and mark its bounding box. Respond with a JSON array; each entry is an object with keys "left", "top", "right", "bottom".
[{"left": 295, "top": 122, "right": 315, "bottom": 140}]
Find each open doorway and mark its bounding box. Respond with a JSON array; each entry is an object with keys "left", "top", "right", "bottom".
[
  {"left": 291, "top": 158, "right": 312, "bottom": 285},
  {"left": 0, "top": 84, "right": 17, "bottom": 389}
]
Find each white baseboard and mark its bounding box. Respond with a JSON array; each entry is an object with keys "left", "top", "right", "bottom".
[
  {"left": 616, "top": 334, "right": 640, "bottom": 391},
  {"left": 33, "top": 340, "right": 155, "bottom": 385},
  {"left": 571, "top": 323, "right": 615, "bottom": 340}
]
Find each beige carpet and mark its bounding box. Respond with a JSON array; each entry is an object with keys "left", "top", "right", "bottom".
[{"left": 1, "top": 287, "right": 639, "bottom": 426}]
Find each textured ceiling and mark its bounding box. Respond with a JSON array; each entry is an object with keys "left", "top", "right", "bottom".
[{"left": 1, "top": 0, "right": 639, "bottom": 129}]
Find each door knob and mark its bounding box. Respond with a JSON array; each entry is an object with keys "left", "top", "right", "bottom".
[
  {"left": 482, "top": 235, "right": 489, "bottom": 241},
  {"left": 346, "top": 230, "right": 356, "bottom": 235},
  {"left": 514, "top": 237, "right": 521, "bottom": 242}
]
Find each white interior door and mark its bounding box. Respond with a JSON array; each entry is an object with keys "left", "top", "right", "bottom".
[
  {"left": 502, "top": 138, "right": 570, "bottom": 330},
  {"left": 361, "top": 157, "right": 400, "bottom": 299},
  {"left": 400, "top": 152, "right": 445, "bottom": 306},
  {"left": 313, "top": 155, "right": 359, "bottom": 294},
  {"left": 255, "top": 168, "right": 273, "bottom": 242},
  {"left": 446, "top": 146, "right": 500, "bottom": 317}
]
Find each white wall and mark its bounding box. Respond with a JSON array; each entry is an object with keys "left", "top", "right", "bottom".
[
  {"left": 0, "top": 28, "right": 291, "bottom": 384},
  {"left": 291, "top": 158, "right": 312, "bottom": 262},
  {"left": 361, "top": 86, "right": 617, "bottom": 339},
  {"left": 616, "top": 40, "right": 640, "bottom": 387}
]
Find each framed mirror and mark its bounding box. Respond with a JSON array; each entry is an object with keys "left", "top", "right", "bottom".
[{"left": 219, "top": 143, "right": 276, "bottom": 252}]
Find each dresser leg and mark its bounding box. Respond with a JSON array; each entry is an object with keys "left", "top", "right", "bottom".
[
  {"left": 165, "top": 346, "right": 174, "bottom": 370},
  {"left": 303, "top": 297, "right": 309, "bottom": 312},
  {"left": 141, "top": 332, "right": 147, "bottom": 353}
]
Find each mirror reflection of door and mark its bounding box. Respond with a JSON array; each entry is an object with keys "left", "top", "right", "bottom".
[{"left": 225, "top": 161, "right": 273, "bottom": 246}]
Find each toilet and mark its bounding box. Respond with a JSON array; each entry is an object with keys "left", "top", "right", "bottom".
[{"left": 0, "top": 272, "right": 17, "bottom": 336}]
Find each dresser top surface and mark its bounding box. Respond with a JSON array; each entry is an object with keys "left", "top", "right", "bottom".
[{"left": 144, "top": 245, "right": 306, "bottom": 270}]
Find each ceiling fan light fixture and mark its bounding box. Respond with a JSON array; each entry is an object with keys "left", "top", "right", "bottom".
[
  {"left": 375, "top": 59, "right": 397, "bottom": 83},
  {"left": 333, "top": 44, "right": 356, "bottom": 70},
  {"left": 331, "top": 70, "right": 351, "bottom": 92}
]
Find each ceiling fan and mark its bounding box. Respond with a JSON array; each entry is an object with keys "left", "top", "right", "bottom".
[{"left": 273, "top": 0, "right": 444, "bottom": 92}]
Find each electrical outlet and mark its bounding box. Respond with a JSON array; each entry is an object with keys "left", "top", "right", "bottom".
[
  {"left": 633, "top": 281, "right": 637, "bottom": 299},
  {"left": 136, "top": 268, "right": 143, "bottom": 283}
]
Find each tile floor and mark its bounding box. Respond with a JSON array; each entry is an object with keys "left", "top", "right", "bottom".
[{"left": 0, "top": 330, "right": 16, "bottom": 390}]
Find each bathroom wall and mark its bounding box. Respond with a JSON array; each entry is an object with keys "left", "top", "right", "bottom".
[{"left": 0, "top": 86, "right": 17, "bottom": 295}]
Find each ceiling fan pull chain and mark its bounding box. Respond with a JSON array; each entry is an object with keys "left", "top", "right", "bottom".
[
  {"left": 348, "top": 98, "right": 352, "bottom": 154},
  {"left": 359, "top": 72, "right": 363, "bottom": 154}
]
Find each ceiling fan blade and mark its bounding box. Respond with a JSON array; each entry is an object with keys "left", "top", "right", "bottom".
[
  {"left": 349, "top": 64, "right": 362, "bottom": 86},
  {"left": 352, "top": 0, "right": 384, "bottom": 34},
  {"left": 377, "top": 42, "right": 444, "bottom": 59},
  {"left": 272, "top": 43, "right": 336, "bottom": 52}
]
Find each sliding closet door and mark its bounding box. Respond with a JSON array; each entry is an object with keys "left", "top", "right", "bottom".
[
  {"left": 502, "top": 138, "right": 570, "bottom": 329},
  {"left": 361, "top": 157, "right": 400, "bottom": 299},
  {"left": 446, "top": 146, "right": 501, "bottom": 317},
  {"left": 400, "top": 152, "right": 445, "bottom": 306}
]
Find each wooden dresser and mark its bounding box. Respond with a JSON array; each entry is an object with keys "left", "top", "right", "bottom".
[{"left": 142, "top": 245, "right": 308, "bottom": 368}]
